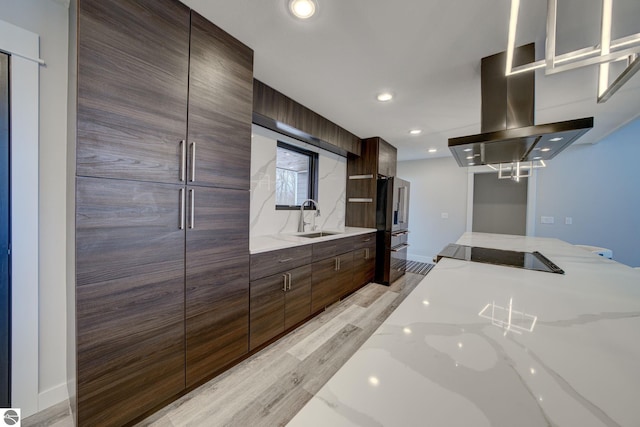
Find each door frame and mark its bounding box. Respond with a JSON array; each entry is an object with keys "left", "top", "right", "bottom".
[
  {"left": 0, "top": 50, "right": 9, "bottom": 408},
  {"left": 466, "top": 167, "right": 538, "bottom": 236},
  {"left": 0, "top": 19, "right": 40, "bottom": 416}
]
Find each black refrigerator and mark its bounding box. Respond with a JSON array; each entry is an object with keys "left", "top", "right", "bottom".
[{"left": 375, "top": 177, "right": 410, "bottom": 285}]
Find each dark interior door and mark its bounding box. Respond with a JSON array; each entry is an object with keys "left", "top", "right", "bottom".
[{"left": 0, "top": 51, "right": 11, "bottom": 407}]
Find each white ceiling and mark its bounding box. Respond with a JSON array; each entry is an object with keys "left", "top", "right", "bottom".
[{"left": 182, "top": 0, "right": 640, "bottom": 161}]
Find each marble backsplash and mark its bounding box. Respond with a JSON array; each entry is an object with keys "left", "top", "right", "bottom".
[{"left": 250, "top": 125, "right": 346, "bottom": 237}]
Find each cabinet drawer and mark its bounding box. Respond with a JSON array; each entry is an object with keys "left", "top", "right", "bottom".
[
  {"left": 312, "top": 236, "right": 355, "bottom": 262},
  {"left": 250, "top": 245, "right": 312, "bottom": 280},
  {"left": 352, "top": 232, "right": 376, "bottom": 249}
]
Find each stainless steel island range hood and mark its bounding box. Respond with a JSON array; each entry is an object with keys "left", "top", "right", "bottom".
[{"left": 448, "top": 44, "right": 593, "bottom": 167}]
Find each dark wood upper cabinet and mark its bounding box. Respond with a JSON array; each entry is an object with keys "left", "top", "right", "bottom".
[
  {"left": 378, "top": 138, "right": 397, "bottom": 177},
  {"left": 252, "top": 79, "right": 361, "bottom": 157},
  {"left": 75, "top": 177, "right": 185, "bottom": 427},
  {"left": 187, "top": 12, "right": 254, "bottom": 190},
  {"left": 346, "top": 137, "right": 397, "bottom": 228},
  {"left": 76, "top": 0, "right": 190, "bottom": 184}
]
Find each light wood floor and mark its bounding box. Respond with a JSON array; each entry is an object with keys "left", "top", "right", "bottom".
[{"left": 23, "top": 273, "right": 424, "bottom": 427}]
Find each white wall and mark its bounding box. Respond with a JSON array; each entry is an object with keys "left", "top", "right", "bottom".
[
  {"left": 250, "top": 125, "right": 346, "bottom": 236},
  {"left": 398, "top": 117, "right": 640, "bottom": 267},
  {"left": 534, "top": 118, "right": 640, "bottom": 267},
  {"left": 397, "top": 156, "right": 468, "bottom": 263},
  {"left": 0, "top": 0, "right": 70, "bottom": 414}
]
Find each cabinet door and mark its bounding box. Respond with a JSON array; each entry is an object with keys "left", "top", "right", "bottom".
[
  {"left": 284, "top": 264, "right": 312, "bottom": 329},
  {"left": 186, "top": 186, "right": 249, "bottom": 259},
  {"left": 186, "top": 255, "right": 249, "bottom": 387},
  {"left": 186, "top": 186, "right": 249, "bottom": 385},
  {"left": 77, "top": 0, "right": 190, "bottom": 184},
  {"left": 250, "top": 273, "right": 286, "bottom": 350},
  {"left": 76, "top": 177, "right": 185, "bottom": 427},
  {"left": 311, "top": 257, "right": 339, "bottom": 313},
  {"left": 334, "top": 251, "right": 354, "bottom": 298},
  {"left": 187, "top": 12, "right": 254, "bottom": 190},
  {"left": 352, "top": 246, "right": 376, "bottom": 291},
  {"left": 378, "top": 139, "right": 397, "bottom": 177}
]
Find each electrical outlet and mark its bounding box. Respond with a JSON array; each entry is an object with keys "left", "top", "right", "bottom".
[
  {"left": 565, "top": 217, "right": 572, "bottom": 225},
  {"left": 441, "top": 212, "right": 449, "bottom": 219},
  {"left": 541, "top": 216, "right": 554, "bottom": 224}
]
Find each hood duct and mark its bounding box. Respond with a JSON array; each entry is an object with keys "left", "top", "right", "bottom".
[{"left": 448, "top": 43, "right": 593, "bottom": 167}]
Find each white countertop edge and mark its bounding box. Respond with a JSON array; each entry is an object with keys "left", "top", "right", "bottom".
[{"left": 250, "top": 227, "right": 377, "bottom": 254}]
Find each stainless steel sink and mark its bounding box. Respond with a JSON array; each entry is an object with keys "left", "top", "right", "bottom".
[{"left": 298, "top": 231, "right": 340, "bottom": 238}]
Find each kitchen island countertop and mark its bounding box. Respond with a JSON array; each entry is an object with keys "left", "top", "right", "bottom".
[{"left": 287, "top": 232, "right": 640, "bottom": 426}]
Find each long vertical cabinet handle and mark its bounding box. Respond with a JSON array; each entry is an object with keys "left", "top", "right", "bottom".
[
  {"left": 180, "top": 140, "right": 186, "bottom": 182},
  {"left": 282, "top": 274, "right": 288, "bottom": 292},
  {"left": 179, "top": 188, "right": 185, "bottom": 230},
  {"left": 334, "top": 257, "right": 339, "bottom": 271},
  {"left": 365, "top": 248, "right": 370, "bottom": 260},
  {"left": 189, "top": 189, "right": 195, "bottom": 229},
  {"left": 287, "top": 273, "right": 292, "bottom": 291},
  {"left": 190, "top": 142, "right": 196, "bottom": 182}
]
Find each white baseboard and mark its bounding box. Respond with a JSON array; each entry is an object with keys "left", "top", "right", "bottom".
[
  {"left": 407, "top": 253, "right": 436, "bottom": 264},
  {"left": 38, "top": 382, "right": 69, "bottom": 412}
]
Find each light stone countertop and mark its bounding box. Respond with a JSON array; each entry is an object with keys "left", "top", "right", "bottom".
[
  {"left": 287, "top": 232, "right": 640, "bottom": 426},
  {"left": 250, "top": 227, "right": 377, "bottom": 254}
]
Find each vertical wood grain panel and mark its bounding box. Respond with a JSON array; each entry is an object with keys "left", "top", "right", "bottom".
[
  {"left": 187, "top": 12, "right": 253, "bottom": 190},
  {"left": 77, "top": 0, "right": 190, "bottom": 183},
  {"left": 185, "top": 255, "right": 249, "bottom": 387},
  {"left": 284, "top": 265, "right": 312, "bottom": 329},
  {"left": 76, "top": 176, "right": 185, "bottom": 426},
  {"left": 250, "top": 274, "right": 285, "bottom": 350},
  {"left": 185, "top": 187, "right": 249, "bottom": 385}
]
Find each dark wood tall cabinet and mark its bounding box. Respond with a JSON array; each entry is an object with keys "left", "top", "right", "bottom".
[
  {"left": 74, "top": 1, "right": 253, "bottom": 425},
  {"left": 346, "top": 137, "right": 397, "bottom": 228}
]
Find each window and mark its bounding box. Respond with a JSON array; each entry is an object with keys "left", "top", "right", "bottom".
[{"left": 276, "top": 141, "right": 318, "bottom": 209}]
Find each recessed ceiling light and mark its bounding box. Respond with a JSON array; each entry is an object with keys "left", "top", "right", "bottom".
[
  {"left": 541, "top": 148, "right": 551, "bottom": 152},
  {"left": 289, "top": 0, "right": 317, "bottom": 19},
  {"left": 468, "top": 162, "right": 475, "bottom": 166},
  {"left": 533, "top": 156, "right": 542, "bottom": 160},
  {"left": 428, "top": 148, "right": 437, "bottom": 153},
  {"left": 463, "top": 148, "right": 472, "bottom": 152},
  {"left": 466, "top": 156, "right": 473, "bottom": 160},
  {"left": 376, "top": 92, "right": 393, "bottom": 102},
  {"left": 474, "top": 154, "right": 480, "bottom": 157},
  {"left": 549, "top": 137, "right": 564, "bottom": 142},
  {"left": 409, "top": 129, "right": 422, "bottom": 135}
]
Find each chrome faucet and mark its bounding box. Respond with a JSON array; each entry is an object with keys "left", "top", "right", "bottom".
[{"left": 298, "top": 199, "right": 320, "bottom": 232}]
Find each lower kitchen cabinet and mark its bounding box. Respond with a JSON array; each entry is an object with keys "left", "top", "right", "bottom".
[
  {"left": 352, "top": 245, "right": 376, "bottom": 292},
  {"left": 352, "top": 232, "right": 376, "bottom": 292},
  {"left": 250, "top": 264, "right": 312, "bottom": 350},
  {"left": 311, "top": 251, "right": 353, "bottom": 313}
]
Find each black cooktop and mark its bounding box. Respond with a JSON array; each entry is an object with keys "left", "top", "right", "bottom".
[{"left": 436, "top": 244, "right": 564, "bottom": 274}]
